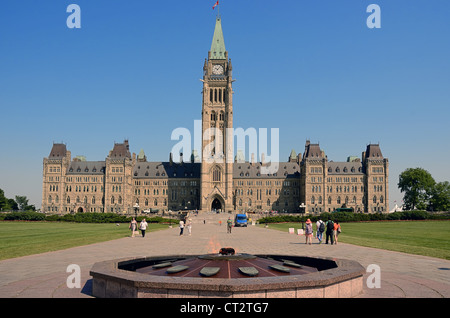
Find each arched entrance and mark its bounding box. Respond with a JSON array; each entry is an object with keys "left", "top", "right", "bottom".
[
  {"left": 77, "top": 207, "right": 84, "bottom": 213},
  {"left": 211, "top": 198, "right": 222, "bottom": 212}
]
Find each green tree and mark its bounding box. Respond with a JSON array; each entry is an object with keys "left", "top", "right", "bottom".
[
  {"left": 15, "top": 195, "right": 29, "bottom": 211},
  {"left": 0, "top": 189, "right": 7, "bottom": 211},
  {"left": 398, "top": 168, "right": 435, "bottom": 210},
  {"left": 429, "top": 181, "right": 450, "bottom": 212}
]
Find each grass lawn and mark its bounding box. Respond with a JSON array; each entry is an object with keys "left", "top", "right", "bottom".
[
  {"left": 0, "top": 221, "right": 169, "bottom": 261},
  {"left": 262, "top": 220, "right": 450, "bottom": 260}
]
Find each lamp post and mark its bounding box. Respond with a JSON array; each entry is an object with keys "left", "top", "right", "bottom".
[
  {"left": 299, "top": 203, "right": 306, "bottom": 215},
  {"left": 133, "top": 203, "right": 139, "bottom": 219}
]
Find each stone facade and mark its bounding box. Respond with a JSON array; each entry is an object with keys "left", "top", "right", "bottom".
[{"left": 41, "top": 17, "right": 389, "bottom": 215}]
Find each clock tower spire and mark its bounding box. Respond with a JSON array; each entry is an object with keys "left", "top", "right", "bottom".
[{"left": 200, "top": 16, "right": 234, "bottom": 212}]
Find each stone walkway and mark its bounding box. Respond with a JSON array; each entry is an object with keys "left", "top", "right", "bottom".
[{"left": 0, "top": 215, "right": 449, "bottom": 298}]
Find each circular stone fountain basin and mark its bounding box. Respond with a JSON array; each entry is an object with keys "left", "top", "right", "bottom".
[{"left": 90, "top": 251, "right": 365, "bottom": 298}]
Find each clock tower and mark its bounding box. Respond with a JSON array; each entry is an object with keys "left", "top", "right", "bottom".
[{"left": 200, "top": 16, "right": 234, "bottom": 212}]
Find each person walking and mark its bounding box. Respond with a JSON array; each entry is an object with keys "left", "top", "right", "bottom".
[
  {"left": 186, "top": 218, "right": 192, "bottom": 236},
  {"left": 305, "top": 219, "right": 313, "bottom": 245},
  {"left": 129, "top": 218, "right": 137, "bottom": 238},
  {"left": 334, "top": 221, "right": 341, "bottom": 244},
  {"left": 139, "top": 218, "right": 148, "bottom": 238},
  {"left": 316, "top": 219, "right": 325, "bottom": 244},
  {"left": 325, "top": 218, "right": 334, "bottom": 245},
  {"left": 227, "top": 217, "right": 233, "bottom": 233},
  {"left": 179, "top": 219, "right": 185, "bottom": 236}
]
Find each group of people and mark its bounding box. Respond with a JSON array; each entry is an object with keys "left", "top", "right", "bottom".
[
  {"left": 129, "top": 218, "right": 148, "bottom": 238},
  {"left": 179, "top": 219, "right": 192, "bottom": 236},
  {"left": 304, "top": 218, "right": 341, "bottom": 245}
]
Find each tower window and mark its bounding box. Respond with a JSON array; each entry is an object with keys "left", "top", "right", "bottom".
[{"left": 212, "top": 166, "right": 221, "bottom": 182}]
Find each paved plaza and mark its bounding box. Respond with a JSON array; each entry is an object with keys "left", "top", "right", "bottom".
[{"left": 0, "top": 214, "right": 449, "bottom": 298}]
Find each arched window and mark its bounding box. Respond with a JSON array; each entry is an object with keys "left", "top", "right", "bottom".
[
  {"left": 311, "top": 196, "right": 315, "bottom": 204},
  {"left": 212, "top": 166, "right": 221, "bottom": 182},
  {"left": 380, "top": 196, "right": 384, "bottom": 203},
  {"left": 67, "top": 196, "right": 70, "bottom": 204},
  {"left": 267, "top": 199, "right": 271, "bottom": 206},
  {"left": 328, "top": 197, "right": 332, "bottom": 204},
  {"left": 337, "top": 196, "right": 341, "bottom": 204},
  {"left": 111, "top": 196, "right": 115, "bottom": 204},
  {"left": 118, "top": 196, "right": 122, "bottom": 204},
  {"left": 373, "top": 196, "right": 377, "bottom": 203}
]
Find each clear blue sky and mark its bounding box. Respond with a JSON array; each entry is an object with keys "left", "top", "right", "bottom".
[{"left": 1, "top": 0, "right": 449, "bottom": 209}]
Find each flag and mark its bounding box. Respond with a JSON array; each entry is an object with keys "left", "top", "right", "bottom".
[{"left": 212, "top": 1, "right": 219, "bottom": 10}]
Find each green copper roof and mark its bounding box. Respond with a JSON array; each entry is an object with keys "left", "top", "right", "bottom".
[
  {"left": 290, "top": 149, "right": 297, "bottom": 160},
  {"left": 210, "top": 17, "right": 226, "bottom": 59},
  {"left": 137, "top": 149, "right": 146, "bottom": 160}
]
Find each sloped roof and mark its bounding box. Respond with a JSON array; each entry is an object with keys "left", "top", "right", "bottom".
[
  {"left": 133, "top": 162, "right": 201, "bottom": 179},
  {"left": 327, "top": 161, "right": 364, "bottom": 174},
  {"left": 365, "top": 144, "right": 383, "bottom": 159},
  {"left": 67, "top": 161, "right": 106, "bottom": 175},
  {"left": 49, "top": 144, "right": 67, "bottom": 158},
  {"left": 233, "top": 162, "right": 301, "bottom": 179}
]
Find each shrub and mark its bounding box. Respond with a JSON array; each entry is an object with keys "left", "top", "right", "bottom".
[
  {"left": 3, "top": 211, "right": 46, "bottom": 221},
  {"left": 259, "top": 210, "right": 450, "bottom": 224}
]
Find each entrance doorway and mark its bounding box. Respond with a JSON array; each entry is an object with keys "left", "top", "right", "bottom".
[{"left": 211, "top": 198, "right": 222, "bottom": 212}]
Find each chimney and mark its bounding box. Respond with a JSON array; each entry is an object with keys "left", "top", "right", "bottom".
[
  {"left": 169, "top": 153, "right": 173, "bottom": 166},
  {"left": 251, "top": 153, "right": 255, "bottom": 165},
  {"left": 261, "top": 153, "right": 265, "bottom": 165}
]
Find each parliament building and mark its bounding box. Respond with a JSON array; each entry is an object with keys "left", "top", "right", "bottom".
[{"left": 42, "top": 17, "right": 389, "bottom": 215}]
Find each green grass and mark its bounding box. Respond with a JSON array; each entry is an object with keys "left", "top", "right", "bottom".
[
  {"left": 0, "top": 221, "right": 169, "bottom": 261},
  {"left": 262, "top": 220, "right": 450, "bottom": 260}
]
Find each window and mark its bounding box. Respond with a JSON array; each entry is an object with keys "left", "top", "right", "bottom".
[{"left": 212, "top": 166, "right": 221, "bottom": 182}]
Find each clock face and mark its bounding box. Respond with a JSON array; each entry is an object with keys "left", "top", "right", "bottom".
[{"left": 212, "top": 64, "right": 224, "bottom": 75}]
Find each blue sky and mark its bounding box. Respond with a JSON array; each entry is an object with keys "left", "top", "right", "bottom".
[{"left": 0, "top": 0, "right": 449, "bottom": 209}]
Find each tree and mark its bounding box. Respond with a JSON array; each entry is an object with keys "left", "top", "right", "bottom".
[
  {"left": 429, "top": 181, "right": 450, "bottom": 212},
  {"left": 15, "top": 195, "right": 29, "bottom": 211},
  {"left": 398, "top": 168, "right": 435, "bottom": 210}
]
